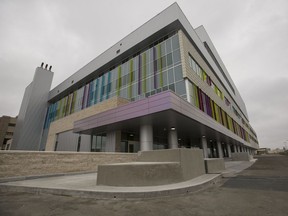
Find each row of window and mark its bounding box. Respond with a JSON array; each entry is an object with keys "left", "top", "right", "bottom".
[
  {"left": 188, "top": 54, "right": 223, "bottom": 100},
  {"left": 188, "top": 80, "right": 253, "bottom": 143},
  {"left": 249, "top": 134, "right": 258, "bottom": 144},
  {"left": 44, "top": 33, "right": 184, "bottom": 129},
  {"left": 233, "top": 105, "right": 256, "bottom": 138},
  {"left": 188, "top": 54, "right": 258, "bottom": 143}
]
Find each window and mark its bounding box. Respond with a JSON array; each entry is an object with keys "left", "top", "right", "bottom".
[
  {"left": 189, "top": 53, "right": 223, "bottom": 101},
  {"left": 187, "top": 79, "right": 252, "bottom": 143},
  {"left": 44, "top": 33, "right": 182, "bottom": 129},
  {"left": 91, "top": 134, "right": 106, "bottom": 152},
  {"left": 225, "top": 97, "right": 231, "bottom": 107}
]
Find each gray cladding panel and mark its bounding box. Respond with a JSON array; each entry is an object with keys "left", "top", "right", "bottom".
[
  {"left": 57, "top": 130, "right": 79, "bottom": 151},
  {"left": 79, "top": 134, "right": 91, "bottom": 152},
  {"left": 11, "top": 83, "right": 33, "bottom": 150},
  {"left": 57, "top": 130, "right": 91, "bottom": 152},
  {"left": 12, "top": 68, "right": 53, "bottom": 150}
]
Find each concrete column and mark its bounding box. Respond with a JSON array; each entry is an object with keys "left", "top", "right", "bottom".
[
  {"left": 106, "top": 130, "right": 121, "bottom": 152},
  {"left": 140, "top": 124, "right": 153, "bottom": 151},
  {"left": 201, "top": 137, "right": 208, "bottom": 158},
  {"left": 217, "top": 141, "right": 223, "bottom": 158},
  {"left": 227, "top": 144, "right": 232, "bottom": 158},
  {"left": 168, "top": 130, "right": 178, "bottom": 149},
  {"left": 235, "top": 145, "right": 238, "bottom": 152}
]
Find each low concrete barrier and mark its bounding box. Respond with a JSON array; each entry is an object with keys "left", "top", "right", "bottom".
[
  {"left": 97, "top": 162, "right": 182, "bottom": 186},
  {"left": 204, "top": 158, "right": 225, "bottom": 174},
  {"left": 97, "top": 148, "right": 206, "bottom": 186},
  {"left": 0, "top": 151, "right": 137, "bottom": 178},
  {"left": 138, "top": 148, "right": 206, "bottom": 180}
]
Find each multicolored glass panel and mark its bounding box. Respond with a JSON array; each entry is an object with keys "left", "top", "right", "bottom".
[{"left": 44, "top": 33, "right": 186, "bottom": 129}]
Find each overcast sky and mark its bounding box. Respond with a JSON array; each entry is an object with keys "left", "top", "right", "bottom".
[{"left": 0, "top": 0, "right": 287, "bottom": 149}]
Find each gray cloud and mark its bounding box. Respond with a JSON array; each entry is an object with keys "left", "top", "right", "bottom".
[{"left": 0, "top": 0, "right": 287, "bottom": 149}]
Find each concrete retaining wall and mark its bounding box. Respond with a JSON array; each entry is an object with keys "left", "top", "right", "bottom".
[
  {"left": 0, "top": 151, "right": 137, "bottom": 178},
  {"left": 97, "top": 162, "right": 183, "bottom": 186},
  {"left": 204, "top": 158, "right": 225, "bottom": 174},
  {"left": 97, "top": 149, "right": 205, "bottom": 187},
  {"left": 138, "top": 148, "right": 205, "bottom": 181}
]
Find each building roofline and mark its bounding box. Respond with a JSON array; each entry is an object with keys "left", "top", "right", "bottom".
[{"left": 48, "top": 2, "right": 248, "bottom": 120}]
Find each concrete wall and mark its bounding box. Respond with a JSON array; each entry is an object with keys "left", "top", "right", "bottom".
[
  {"left": 97, "top": 162, "right": 183, "bottom": 186},
  {"left": 204, "top": 158, "right": 225, "bottom": 174},
  {"left": 0, "top": 151, "right": 137, "bottom": 178},
  {"left": 138, "top": 148, "right": 205, "bottom": 181},
  {"left": 97, "top": 149, "right": 205, "bottom": 186}
]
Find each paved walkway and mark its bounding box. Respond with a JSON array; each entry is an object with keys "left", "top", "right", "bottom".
[
  {"left": 0, "top": 160, "right": 255, "bottom": 199},
  {"left": 222, "top": 159, "right": 256, "bottom": 177}
]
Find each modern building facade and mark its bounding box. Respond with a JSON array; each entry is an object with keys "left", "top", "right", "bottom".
[
  {"left": 12, "top": 3, "right": 259, "bottom": 157},
  {"left": 0, "top": 115, "right": 17, "bottom": 150}
]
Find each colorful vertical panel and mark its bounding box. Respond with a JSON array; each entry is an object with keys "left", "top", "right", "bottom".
[
  {"left": 128, "top": 59, "right": 133, "bottom": 99},
  {"left": 142, "top": 53, "right": 147, "bottom": 94},
  {"left": 70, "top": 91, "right": 77, "bottom": 114},
  {"left": 138, "top": 55, "right": 141, "bottom": 95},
  {"left": 106, "top": 71, "right": 111, "bottom": 99},
  {"left": 158, "top": 44, "right": 163, "bottom": 87},
  {"left": 100, "top": 74, "right": 105, "bottom": 102},
  {"left": 153, "top": 47, "right": 157, "bottom": 89},
  {"left": 117, "top": 66, "right": 122, "bottom": 96}
]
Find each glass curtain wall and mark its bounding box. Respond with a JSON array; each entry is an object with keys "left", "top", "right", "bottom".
[
  {"left": 187, "top": 80, "right": 250, "bottom": 143},
  {"left": 44, "top": 33, "right": 186, "bottom": 129},
  {"left": 91, "top": 134, "right": 106, "bottom": 152}
]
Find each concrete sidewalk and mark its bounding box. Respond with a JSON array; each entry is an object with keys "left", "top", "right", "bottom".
[{"left": 0, "top": 160, "right": 255, "bottom": 199}]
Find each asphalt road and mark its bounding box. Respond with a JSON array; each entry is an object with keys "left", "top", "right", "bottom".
[{"left": 1, "top": 155, "right": 287, "bottom": 216}]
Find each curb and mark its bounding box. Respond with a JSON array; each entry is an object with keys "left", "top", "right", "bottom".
[
  {"left": 0, "top": 174, "right": 222, "bottom": 200},
  {"left": 0, "top": 171, "right": 96, "bottom": 183}
]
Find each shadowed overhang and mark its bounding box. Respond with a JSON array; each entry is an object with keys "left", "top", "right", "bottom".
[{"left": 73, "top": 91, "right": 255, "bottom": 148}]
